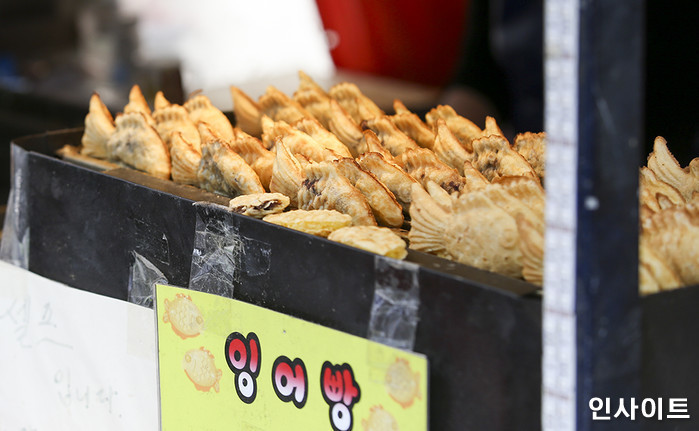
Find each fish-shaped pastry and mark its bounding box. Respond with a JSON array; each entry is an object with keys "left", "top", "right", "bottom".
[
  {"left": 327, "top": 99, "right": 365, "bottom": 156},
  {"left": 197, "top": 124, "right": 264, "bottom": 197},
  {"left": 425, "top": 104, "right": 482, "bottom": 151},
  {"left": 432, "top": 119, "right": 473, "bottom": 175},
  {"left": 269, "top": 138, "right": 305, "bottom": 207},
  {"left": 471, "top": 134, "right": 539, "bottom": 183},
  {"left": 261, "top": 116, "right": 337, "bottom": 162},
  {"left": 229, "top": 129, "right": 275, "bottom": 190},
  {"left": 408, "top": 183, "right": 523, "bottom": 278},
  {"left": 362, "top": 116, "right": 420, "bottom": 157},
  {"left": 298, "top": 161, "right": 377, "bottom": 226},
  {"left": 333, "top": 158, "right": 404, "bottom": 227},
  {"left": 360, "top": 129, "right": 397, "bottom": 164},
  {"left": 356, "top": 151, "right": 420, "bottom": 214},
  {"left": 185, "top": 93, "right": 235, "bottom": 142},
  {"left": 647, "top": 136, "right": 699, "bottom": 202},
  {"left": 329, "top": 82, "right": 384, "bottom": 124},
  {"left": 153, "top": 90, "right": 171, "bottom": 111},
  {"left": 153, "top": 103, "right": 201, "bottom": 152},
  {"left": 107, "top": 112, "right": 171, "bottom": 179},
  {"left": 294, "top": 85, "right": 333, "bottom": 128},
  {"left": 641, "top": 203, "right": 699, "bottom": 286},
  {"left": 263, "top": 209, "right": 352, "bottom": 237},
  {"left": 259, "top": 85, "right": 312, "bottom": 124},
  {"left": 399, "top": 148, "right": 466, "bottom": 194},
  {"left": 81, "top": 92, "right": 115, "bottom": 159},
  {"left": 230, "top": 86, "right": 263, "bottom": 137},
  {"left": 229, "top": 192, "right": 290, "bottom": 218},
  {"left": 513, "top": 131, "right": 546, "bottom": 183},
  {"left": 123, "top": 84, "right": 155, "bottom": 125},
  {"left": 390, "top": 100, "right": 436, "bottom": 150},
  {"left": 294, "top": 117, "right": 353, "bottom": 158},
  {"left": 483, "top": 116, "right": 505, "bottom": 137},
  {"left": 170, "top": 132, "right": 202, "bottom": 186},
  {"left": 639, "top": 240, "right": 683, "bottom": 295},
  {"left": 639, "top": 166, "right": 684, "bottom": 213},
  {"left": 328, "top": 226, "right": 407, "bottom": 259}
]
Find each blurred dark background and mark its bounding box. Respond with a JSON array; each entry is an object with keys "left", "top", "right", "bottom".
[{"left": 0, "top": 0, "right": 697, "bottom": 207}]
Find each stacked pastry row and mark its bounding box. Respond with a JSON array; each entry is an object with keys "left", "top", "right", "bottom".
[{"left": 79, "top": 72, "right": 697, "bottom": 293}]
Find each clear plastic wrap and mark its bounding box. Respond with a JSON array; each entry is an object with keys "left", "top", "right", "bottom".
[
  {"left": 128, "top": 251, "right": 168, "bottom": 308},
  {"left": 188, "top": 203, "right": 271, "bottom": 299},
  {"left": 0, "top": 145, "right": 30, "bottom": 269},
  {"left": 368, "top": 256, "right": 421, "bottom": 350}
]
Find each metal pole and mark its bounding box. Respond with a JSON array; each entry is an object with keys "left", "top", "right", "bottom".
[{"left": 543, "top": 0, "right": 643, "bottom": 429}]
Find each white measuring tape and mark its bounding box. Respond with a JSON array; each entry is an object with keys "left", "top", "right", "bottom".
[{"left": 542, "top": 0, "right": 579, "bottom": 430}]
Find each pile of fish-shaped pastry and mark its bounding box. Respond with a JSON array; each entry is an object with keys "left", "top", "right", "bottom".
[
  {"left": 232, "top": 71, "right": 547, "bottom": 278},
  {"left": 82, "top": 73, "right": 696, "bottom": 293},
  {"left": 638, "top": 137, "right": 699, "bottom": 294}
]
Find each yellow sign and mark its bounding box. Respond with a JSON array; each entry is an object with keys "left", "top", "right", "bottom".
[{"left": 155, "top": 284, "right": 428, "bottom": 430}]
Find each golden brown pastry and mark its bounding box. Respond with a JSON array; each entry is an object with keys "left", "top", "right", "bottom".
[
  {"left": 425, "top": 105, "right": 482, "bottom": 151},
  {"left": 197, "top": 123, "right": 264, "bottom": 197},
  {"left": 409, "top": 183, "right": 523, "bottom": 278},
  {"left": 513, "top": 132, "right": 546, "bottom": 182},
  {"left": 153, "top": 91, "right": 171, "bottom": 111},
  {"left": 153, "top": 104, "right": 201, "bottom": 152},
  {"left": 491, "top": 175, "right": 546, "bottom": 222},
  {"left": 483, "top": 116, "right": 504, "bottom": 137},
  {"left": 81, "top": 92, "right": 115, "bottom": 159},
  {"left": 390, "top": 102, "right": 436, "bottom": 150},
  {"left": 399, "top": 148, "right": 466, "bottom": 194},
  {"left": 228, "top": 192, "right": 290, "bottom": 218},
  {"left": 261, "top": 116, "right": 337, "bottom": 162},
  {"left": 298, "top": 161, "right": 377, "bottom": 226},
  {"left": 263, "top": 209, "right": 352, "bottom": 237},
  {"left": 461, "top": 161, "right": 490, "bottom": 192},
  {"left": 333, "top": 158, "right": 404, "bottom": 227},
  {"left": 639, "top": 166, "right": 684, "bottom": 212},
  {"left": 328, "top": 226, "right": 407, "bottom": 259},
  {"left": 230, "top": 86, "right": 263, "bottom": 137},
  {"left": 362, "top": 116, "right": 420, "bottom": 157},
  {"left": 639, "top": 240, "right": 683, "bottom": 295},
  {"left": 641, "top": 203, "right": 699, "bottom": 286},
  {"left": 647, "top": 136, "right": 699, "bottom": 201},
  {"left": 326, "top": 99, "right": 365, "bottom": 156},
  {"left": 123, "top": 84, "right": 154, "bottom": 125},
  {"left": 269, "top": 138, "right": 305, "bottom": 207},
  {"left": 293, "top": 117, "right": 353, "bottom": 158},
  {"left": 259, "top": 85, "right": 312, "bottom": 124},
  {"left": 360, "top": 129, "right": 396, "bottom": 163},
  {"left": 356, "top": 151, "right": 420, "bottom": 213},
  {"left": 294, "top": 85, "right": 332, "bottom": 128},
  {"left": 329, "top": 82, "right": 384, "bottom": 123},
  {"left": 516, "top": 215, "right": 545, "bottom": 286},
  {"left": 170, "top": 131, "right": 202, "bottom": 186},
  {"left": 432, "top": 119, "right": 473, "bottom": 175},
  {"left": 229, "top": 129, "right": 275, "bottom": 190},
  {"left": 471, "top": 134, "right": 539, "bottom": 183},
  {"left": 107, "top": 112, "right": 171, "bottom": 179},
  {"left": 185, "top": 93, "right": 235, "bottom": 142}
]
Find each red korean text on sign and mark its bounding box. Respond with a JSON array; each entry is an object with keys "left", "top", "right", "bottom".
[
  {"left": 320, "top": 361, "right": 361, "bottom": 431},
  {"left": 271, "top": 356, "right": 308, "bottom": 408},
  {"left": 224, "top": 332, "right": 261, "bottom": 404}
]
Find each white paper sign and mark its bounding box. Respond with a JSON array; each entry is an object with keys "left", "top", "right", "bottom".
[{"left": 0, "top": 260, "right": 158, "bottom": 431}]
